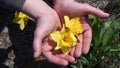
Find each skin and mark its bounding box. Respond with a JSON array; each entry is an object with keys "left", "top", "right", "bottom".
[
  {"left": 21, "top": 0, "right": 60, "bottom": 58},
  {"left": 20, "top": 0, "right": 109, "bottom": 66},
  {"left": 41, "top": 0, "right": 109, "bottom": 66},
  {"left": 22, "top": 0, "right": 75, "bottom": 65},
  {"left": 53, "top": 0, "right": 110, "bottom": 57}
]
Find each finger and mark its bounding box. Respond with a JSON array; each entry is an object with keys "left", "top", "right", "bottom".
[
  {"left": 43, "top": 51, "right": 69, "bottom": 66},
  {"left": 42, "top": 42, "right": 73, "bottom": 66},
  {"left": 33, "top": 31, "right": 42, "bottom": 58},
  {"left": 69, "top": 2, "right": 109, "bottom": 18},
  {"left": 82, "top": 4, "right": 109, "bottom": 18},
  {"left": 82, "top": 17, "right": 92, "bottom": 54},
  {"left": 42, "top": 38, "right": 69, "bottom": 66},
  {"left": 74, "top": 34, "right": 83, "bottom": 57},
  {"left": 41, "top": 41, "right": 53, "bottom": 52},
  {"left": 56, "top": 54, "right": 75, "bottom": 63},
  {"left": 70, "top": 46, "right": 75, "bottom": 56},
  {"left": 33, "top": 17, "right": 55, "bottom": 58}
]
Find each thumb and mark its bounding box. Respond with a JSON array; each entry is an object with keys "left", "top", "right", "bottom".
[
  {"left": 33, "top": 34, "right": 42, "bottom": 58},
  {"left": 33, "top": 17, "right": 56, "bottom": 58}
]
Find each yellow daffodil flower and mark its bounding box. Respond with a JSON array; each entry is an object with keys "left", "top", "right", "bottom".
[
  {"left": 64, "top": 15, "right": 83, "bottom": 35},
  {"left": 50, "top": 15, "right": 83, "bottom": 54},
  {"left": 50, "top": 25, "right": 77, "bottom": 54},
  {"left": 13, "top": 12, "right": 29, "bottom": 30}
]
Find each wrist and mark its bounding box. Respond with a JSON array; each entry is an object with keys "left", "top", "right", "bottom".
[{"left": 21, "top": 0, "right": 54, "bottom": 19}]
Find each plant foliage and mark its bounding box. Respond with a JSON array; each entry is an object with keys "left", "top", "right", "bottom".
[{"left": 70, "top": 15, "right": 120, "bottom": 68}]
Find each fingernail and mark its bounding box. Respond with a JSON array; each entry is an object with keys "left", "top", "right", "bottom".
[
  {"left": 72, "top": 57, "right": 75, "bottom": 61},
  {"left": 63, "top": 61, "right": 68, "bottom": 66},
  {"left": 34, "top": 50, "right": 40, "bottom": 58},
  {"left": 34, "top": 52, "right": 38, "bottom": 58},
  {"left": 75, "top": 52, "right": 81, "bottom": 58},
  {"left": 70, "top": 57, "right": 75, "bottom": 62},
  {"left": 105, "top": 13, "right": 110, "bottom": 16},
  {"left": 72, "top": 60, "right": 77, "bottom": 64}
]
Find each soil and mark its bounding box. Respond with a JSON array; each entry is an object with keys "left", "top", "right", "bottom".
[{"left": 0, "top": 0, "right": 120, "bottom": 68}]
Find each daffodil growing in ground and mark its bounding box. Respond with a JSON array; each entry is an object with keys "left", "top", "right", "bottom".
[
  {"left": 50, "top": 15, "right": 83, "bottom": 54},
  {"left": 13, "top": 12, "right": 29, "bottom": 30}
]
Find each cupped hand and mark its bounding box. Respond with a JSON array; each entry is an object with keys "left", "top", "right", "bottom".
[
  {"left": 41, "top": 38, "right": 76, "bottom": 66},
  {"left": 22, "top": 0, "right": 60, "bottom": 58},
  {"left": 22, "top": 0, "right": 76, "bottom": 65},
  {"left": 53, "top": 0, "right": 109, "bottom": 57},
  {"left": 41, "top": 16, "right": 76, "bottom": 66}
]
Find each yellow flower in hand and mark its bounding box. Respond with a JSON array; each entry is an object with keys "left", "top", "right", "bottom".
[
  {"left": 50, "top": 25, "right": 77, "bottom": 54},
  {"left": 64, "top": 15, "right": 83, "bottom": 35},
  {"left": 13, "top": 12, "right": 29, "bottom": 30},
  {"left": 50, "top": 15, "right": 83, "bottom": 54}
]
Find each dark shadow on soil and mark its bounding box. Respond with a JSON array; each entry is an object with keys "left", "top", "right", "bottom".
[
  {"left": 7, "top": 19, "right": 35, "bottom": 68},
  {"left": 0, "top": 7, "right": 13, "bottom": 33},
  {"left": 0, "top": 7, "right": 35, "bottom": 68},
  {"left": 24, "top": 60, "right": 68, "bottom": 68},
  {"left": 0, "top": 7, "right": 15, "bottom": 68},
  {"left": 0, "top": 6, "right": 70, "bottom": 68}
]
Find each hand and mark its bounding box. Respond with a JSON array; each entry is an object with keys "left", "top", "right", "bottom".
[
  {"left": 52, "top": 0, "right": 109, "bottom": 57},
  {"left": 22, "top": 0, "right": 75, "bottom": 66},
  {"left": 41, "top": 38, "right": 76, "bottom": 66},
  {"left": 22, "top": 0, "right": 60, "bottom": 58}
]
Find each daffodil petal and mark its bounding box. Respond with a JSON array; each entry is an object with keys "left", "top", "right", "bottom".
[
  {"left": 71, "top": 18, "right": 83, "bottom": 33},
  {"left": 20, "top": 20, "right": 25, "bottom": 30},
  {"left": 50, "top": 31, "right": 62, "bottom": 42},
  {"left": 71, "top": 17, "right": 80, "bottom": 21},
  {"left": 61, "top": 40, "right": 70, "bottom": 47},
  {"left": 19, "top": 12, "right": 28, "bottom": 18},
  {"left": 70, "top": 32, "right": 77, "bottom": 46},
  {"left": 61, "top": 24, "right": 66, "bottom": 33},
  {"left": 17, "top": 19, "right": 24, "bottom": 24},
  {"left": 55, "top": 41, "right": 61, "bottom": 50},
  {"left": 64, "top": 15, "right": 83, "bottom": 35},
  {"left": 64, "top": 15, "right": 70, "bottom": 27},
  {"left": 70, "top": 17, "right": 83, "bottom": 34},
  {"left": 61, "top": 46, "right": 71, "bottom": 54},
  {"left": 13, "top": 18, "right": 21, "bottom": 24}
]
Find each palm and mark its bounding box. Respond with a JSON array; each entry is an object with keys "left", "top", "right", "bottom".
[
  {"left": 42, "top": 38, "right": 75, "bottom": 66},
  {"left": 53, "top": 1, "right": 92, "bottom": 57},
  {"left": 53, "top": 0, "right": 109, "bottom": 57},
  {"left": 41, "top": 0, "right": 109, "bottom": 65}
]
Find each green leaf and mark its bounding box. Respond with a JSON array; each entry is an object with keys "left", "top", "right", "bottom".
[
  {"left": 110, "top": 44, "right": 120, "bottom": 52},
  {"left": 111, "top": 19, "right": 120, "bottom": 32},
  {"left": 78, "top": 56, "right": 89, "bottom": 64},
  {"left": 99, "top": 21, "right": 112, "bottom": 43},
  {"left": 102, "top": 19, "right": 120, "bottom": 46},
  {"left": 102, "top": 28, "right": 114, "bottom": 46},
  {"left": 89, "top": 14, "right": 101, "bottom": 26},
  {"left": 70, "top": 65, "right": 78, "bottom": 68},
  {"left": 90, "top": 15, "right": 103, "bottom": 50}
]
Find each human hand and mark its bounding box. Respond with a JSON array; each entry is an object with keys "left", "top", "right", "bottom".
[
  {"left": 22, "top": 0, "right": 75, "bottom": 66},
  {"left": 52, "top": 0, "right": 109, "bottom": 57},
  {"left": 41, "top": 38, "right": 76, "bottom": 66},
  {"left": 21, "top": 0, "right": 60, "bottom": 58}
]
